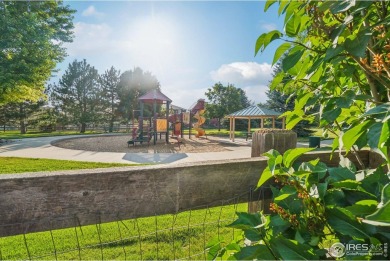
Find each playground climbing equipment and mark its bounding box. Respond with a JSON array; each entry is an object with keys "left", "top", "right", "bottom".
[{"left": 127, "top": 125, "right": 153, "bottom": 147}]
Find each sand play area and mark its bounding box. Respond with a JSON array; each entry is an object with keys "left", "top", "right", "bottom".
[{"left": 52, "top": 134, "right": 248, "bottom": 154}]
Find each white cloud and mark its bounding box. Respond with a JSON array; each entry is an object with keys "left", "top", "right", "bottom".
[
  {"left": 210, "top": 62, "right": 273, "bottom": 103},
  {"left": 242, "top": 85, "right": 269, "bottom": 103},
  {"left": 66, "top": 22, "right": 112, "bottom": 56},
  {"left": 261, "top": 23, "right": 277, "bottom": 31},
  {"left": 210, "top": 62, "right": 273, "bottom": 86},
  {"left": 82, "top": 6, "right": 105, "bottom": 18}
]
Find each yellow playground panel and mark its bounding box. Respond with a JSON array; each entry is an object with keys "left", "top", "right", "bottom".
[
  {"left": 156, "top": 119, "right": 168, "bottom": 132},
  {"left": 182, "top": 112, "right": 191, "bottom": 124}
]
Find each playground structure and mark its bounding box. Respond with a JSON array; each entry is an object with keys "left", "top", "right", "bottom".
[
  {"left": 128, "top": 89, "right": 171, "bottom": 146},
  {"left": 127, "top": 90, "right": 207, "bottom": 146}
]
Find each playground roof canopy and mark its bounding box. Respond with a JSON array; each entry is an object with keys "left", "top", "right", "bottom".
[
  {"left": 138, "top": 89, "right": 172, "bottom": 104},
  {"left": 226, "top": 105, "right": 280, "bottom": 118}
]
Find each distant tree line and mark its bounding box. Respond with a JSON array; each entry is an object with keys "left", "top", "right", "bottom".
[{"left": 0, "top": 59, "right": 160, "bottom": 133}]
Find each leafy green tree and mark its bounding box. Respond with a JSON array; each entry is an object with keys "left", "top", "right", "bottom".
[
  {"left": 210, "top": 1, "right": 390, "bottom": 260},
  {"left": 117, "top": 68, "right": 160, "bottom": 122},
  {"left": 255, "top": 0, "right": 390, "bottom": 164},
  {"left": 50, "top": 59, "right": 99, "bottom": 133},
  {"left": 205, "top": 82, "right": 251, "bottom": 131},
  {"left": 0, "top": 0, "right": 75, "bottom": 104},
  {"left": 99, "top": 66, "right": 121, "bottom": 132}
]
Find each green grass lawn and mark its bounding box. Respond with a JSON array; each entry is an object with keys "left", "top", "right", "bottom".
[
  {"left": 188, "top": 127, "right": 338, "bottom": 141},
  {"left": 183, "top": 128, "right": 251, "bottom": 138},
  {"left": 1, "top": 128, "right": 337, "bottom": 140},
  {"left": 1, "top": 129, "right": 250, "bottom": 139},
  {"left": 0, "top": 130, "right": 104, "bottom": 140},
  {"left": 0, "top": 203, "right": 246, "bottom": 260},
  {"left": 0, "top": 157, "right": 138, "bottom": 174}
]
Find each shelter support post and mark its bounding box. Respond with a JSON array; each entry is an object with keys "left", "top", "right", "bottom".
[
  {"left": 229, "top": 117, "right": 232, "bottom": 140},
  {"left": 232, "top": 117, "right": 235, "bottom": 142}
]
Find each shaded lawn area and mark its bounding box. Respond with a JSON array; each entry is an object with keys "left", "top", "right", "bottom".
[{"left": 0, "top": 157, "right": 139, "bottom": 174}]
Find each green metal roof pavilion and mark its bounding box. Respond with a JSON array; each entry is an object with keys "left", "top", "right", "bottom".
[{"left": 225, "top": 105, "right": 285, "bottom": 142}]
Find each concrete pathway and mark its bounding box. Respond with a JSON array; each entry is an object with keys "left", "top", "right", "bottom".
[
  {"left": 0, "top": 135, "right": 333, "bottom": 165},
  {"left": 0, "top": 135, "right": 252, "bottom": 165}
]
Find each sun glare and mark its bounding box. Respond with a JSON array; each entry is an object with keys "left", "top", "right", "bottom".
[{"left": 126, "top": 14, "right": 181, "bottom": 72}]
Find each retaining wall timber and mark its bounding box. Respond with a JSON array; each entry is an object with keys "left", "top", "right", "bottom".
[
  {"left": 251, "top": 130, "right": 297, "bottom": 157},
  {"left": 0, "top": 150, "right": 375, "bottom": 237}
]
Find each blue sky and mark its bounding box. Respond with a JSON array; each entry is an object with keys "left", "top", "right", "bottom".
[{"left": 57, "top": 1, "right": 284, "bottom": 108}]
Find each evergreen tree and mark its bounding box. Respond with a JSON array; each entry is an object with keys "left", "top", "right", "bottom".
[
  {"left": 50, "top": 59, "right": 99, "bottom": 133},
  {"left": 262, "top": 62, "right": 316, "bottom": 137},
  {"left": 99, "top": 66, "right": 121, "bottom": 132},
  {"left": 0, "top": 102, "right": 43, "bottom": 133},
  {"left": 0, "top": 104, "right": 13, "bottom": 132},
  {"left": 27, "top": 106, "right": 58, "bottom": 132}
]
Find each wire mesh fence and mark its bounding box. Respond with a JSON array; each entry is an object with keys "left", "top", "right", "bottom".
[{"left": 0, "top": 188, "right": 269, "bottom": 260}]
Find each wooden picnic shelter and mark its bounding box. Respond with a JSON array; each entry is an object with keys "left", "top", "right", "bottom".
[{"left": 226, "top": 105, "right": 285, "bottom": 142}]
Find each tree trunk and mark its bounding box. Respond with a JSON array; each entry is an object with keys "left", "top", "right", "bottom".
[
  {"left": 20, "top": 120, "right": 26, "bottom": 134},
  {"left": 19, "top": 105, "right": 26, "bottom": 134},
  {"left": 109, "top": 120, "right": 114, "bottom": 133},
  {"left": 110, "top": 97, "right": 115, "bottom": 133},
  {"left": 218, "top": 118, "right": 221, "bottom": 131},
  {"left": 80, "top": 123, "right": 86, "bottom": 133}
]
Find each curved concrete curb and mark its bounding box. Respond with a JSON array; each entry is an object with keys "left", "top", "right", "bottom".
[{"left": 0, "top": 134, "right": 252, "bottom": 165}]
